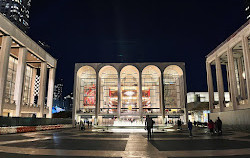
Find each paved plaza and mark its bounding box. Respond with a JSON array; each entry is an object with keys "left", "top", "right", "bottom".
[{"left": 0, "top": 127, "right": 250, "bottom": 158}]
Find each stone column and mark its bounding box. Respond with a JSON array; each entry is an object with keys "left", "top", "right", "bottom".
[
  {"left": 237, "top": 58, "right": 246, "bottom": 100},
  {"left": 14, "top": 48, "right": 27, "bottom": 117},
  {"left": 117, "top": 71, "right": 121, "bottom": 118},
  {"left": 226, "top": 64, "right": 231, "bottom": 101},
  {"left": 215, "top": 56, "right": 225, "bottom": 112},
  {"left": 29, "top": 68, "right": 37, "bottom": 105},
  {"left": 159, "top": 76, "right": 163, "bottom": 117},
  {"left": 161, "top": 72, "right": 166, "bottom": 119},
  {"left": 46, "top": 68, "right": 56, "bottom": 118},
  {"left": 242, "top": 36, "right": 250, "bottom": 100},
  {"left": 139, "top": 71, "right": 143, "bottom": 118},
  {"left": 227, "top": 48, "right": 238, "bottom": 110},
  {"left": 38, "top": 62, "right": 47, "bottom": 117},
  {"left": 0, "top": 36, "right": 12, "bottom": 116},
  {"left": 95, "top": 75, "right": 99, "bottom": 123},
  {"left": 206, "top": 62, "right": 214, "bottom": 112}
]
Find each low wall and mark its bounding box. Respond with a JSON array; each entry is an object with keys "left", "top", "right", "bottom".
[
  {"left": 0, "top": 117, "right": 72, "bottom": 127},
  {"left": 209, "top": 108, "right": 250, "bottom": 130},
  {"left": 0, "top": 124, "right": 73, "bottom": 135}
]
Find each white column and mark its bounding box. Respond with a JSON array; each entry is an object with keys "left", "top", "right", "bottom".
[
  {"left": 139, "top": 71, "right": 143, "bottom": 118},
  {"left": 0, "top": 36, "right": 12, "bottom": 116},
  {"left": 161, "top": 73, "right": 165, "bottom": 119},
  {"left": 226, "top": 64, "right": 231, "bottom": 101},
  {"left": 14, "top": 48, "right": 27, "bottom": 117},
  {"left": 215, "top": 56, "right": 225, "bottom": 112},
  {"left": 29, "top": 68, "right": 37, "bottom": 105},
  {"left": 227, "top": 48, "right": 238, "bottom": 110},
  {"left": 237, "top": 58, "right": 246, "bottom": 100},
  {"left": 242, "top": 36, "right": 250, "bottom": 100},
  {"left": 95, "top": 75, "right": 99, "bottom": 121},
  {"left": 46, "top": 68, "right": 56, "bottom": 118},
  {"left": 38, "top": 62, "right": 47, "bottom": 117},
  {"left": 117, "top": 71, "right": 121, "bottom": 118},
  {"left": 206, "top": 61, "right": 214, "bottom": 112}
]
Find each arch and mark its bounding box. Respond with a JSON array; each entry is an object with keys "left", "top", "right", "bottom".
[
  {"left": 120, "top": 65, "right": 140, "bottom": 114},
  {"left": 77, "top": 66, "right": 96, "bottom": 114},
  {"left": 99, "top": 65, "right": 118, "bottom": 78},
  {"left": 98, "top": 66, "right": 118, "bottom": 114},
  {"left": 163, "top": 65, "right": 183, "bottom": 76},
  {"left": 142, "top": 65, "right": 161, "bottom": 114},
  {"left": 77, "top": 65, "right": 96, "bottom": 78},
  {"left": 163, "top": 65, "right": 184, "bottom": 110}
]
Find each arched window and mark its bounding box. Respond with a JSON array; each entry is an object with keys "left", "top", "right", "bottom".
[
  {"left": 78, "top": 66, "right": 96, "bottom": 113},
  {"left": 142, "top": 65, "right": 161, "bottom": 114},
  {"left": 120, "top": 65, "right": 139, "bottom": 114},
  {"left": 163, "top": 65, "right": 184, "bottom": 111},
  {"left": 99, "top": 66, "right": 118, "bottom": 114}
]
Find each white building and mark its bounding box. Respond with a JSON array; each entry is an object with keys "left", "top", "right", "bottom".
[
  {"left": 0, "top": 13, "right": 57, "bottom": 118},
  {"left": 206, "top": 20, "right": 250, "bottom": 128}
]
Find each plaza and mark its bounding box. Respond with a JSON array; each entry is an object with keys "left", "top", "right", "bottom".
[
  {"left": 73, "top": 63, "right": 187, "bottom": 126},
  {"left": 0, "top": 127, "right": 250, "bottom": 157}
]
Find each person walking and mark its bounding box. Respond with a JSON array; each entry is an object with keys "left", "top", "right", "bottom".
[
  {"left": 188, "top": 120, "right": 193, "bottom": 137},
  {"left": 208, "top": 120, "right": 215, "bottom": 135},
  {"left": 145, "top": 115, "right": 154, "bottom": 140},
  {"left": 177, "top": 119, "right": 182, "bottom": 130},
  {"left": 216, "top": 117, "right": 222, "bottom": 135}
]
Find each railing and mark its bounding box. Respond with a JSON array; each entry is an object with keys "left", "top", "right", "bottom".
[
  {"left": 100, "top": 108, "right": 117, "bottom": 114},
  {"left": 143, "top": 108, "right": 160, "bottom": 114}
]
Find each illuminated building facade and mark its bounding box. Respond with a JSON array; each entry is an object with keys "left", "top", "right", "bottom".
[{"left": 73, "top": 62, "right": 187, "bottom": 126}]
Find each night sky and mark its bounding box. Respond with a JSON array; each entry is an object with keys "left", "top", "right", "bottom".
[{"left": 27, "top": 0, "right": 246, "bottom": 96}]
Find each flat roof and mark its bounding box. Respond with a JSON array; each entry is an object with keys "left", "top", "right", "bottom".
[{"left": 206, "top": 20, "right": 250, "bottom": 58}]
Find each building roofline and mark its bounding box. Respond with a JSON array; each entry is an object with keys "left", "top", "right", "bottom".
[{"left": 206, "top": 19, "right": 250, "bottom": 58}]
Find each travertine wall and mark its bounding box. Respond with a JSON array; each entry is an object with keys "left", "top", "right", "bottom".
[{"left": 210, "top": 105, "right": 250, "bottom": 130}]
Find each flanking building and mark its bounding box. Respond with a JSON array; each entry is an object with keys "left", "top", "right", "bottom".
[
  {"left": 0, "top": 13, "right": 57, "bottom": 118},
  {"left": 73, "top": 62, "right": 187, "bottom": 126},
  {"left": 206, "top": 20, "right": 250, "bottom": 128}
]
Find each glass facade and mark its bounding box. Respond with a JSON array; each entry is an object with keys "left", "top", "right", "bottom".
[
  {"left": 142, "top": 65, "right": 161, "bottom": 114},
  {"left": 120, "top": 65, "right": 139, "bottom": 114},
  {"left": 75, "top": 63, "right": 186, "bottom": 125},
  {"left": 79, "top": 66, "right": 96, "bottom": 113},
  {"left": 5, "top": 56, "right": 18, "bottom": 104},
  {"left": 22, "top": 65, "right": 33, "bottom": 105},
  {"left": 99, "top": 66, "right": 118, "bottom": 114},
  {"left": 163, "top": 65, "right": 183, "bottom": 110}
]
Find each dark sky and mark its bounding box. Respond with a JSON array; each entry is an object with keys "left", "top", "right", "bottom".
[{"left": 28, "top": 0, "right": 246, "bottom": 96}]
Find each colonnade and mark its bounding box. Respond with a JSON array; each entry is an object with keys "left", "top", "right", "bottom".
[
  {"left": 206, "top": 34, "right": 250, "bottom": 113},
  {"left": 0, "top": 35, "right": 56, "bottom": 118}
]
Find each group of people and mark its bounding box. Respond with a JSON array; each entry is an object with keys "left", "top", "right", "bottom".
[
  {"left": 79, "top": 119, "right": 92, "bottom": 131},
  {"left": 207, "top": 117, "right": 222, "bottom": 135}
]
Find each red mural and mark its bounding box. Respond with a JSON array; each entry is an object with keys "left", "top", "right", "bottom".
[{"left": 83, "top": 84, "right": 96, "bottom": 106}]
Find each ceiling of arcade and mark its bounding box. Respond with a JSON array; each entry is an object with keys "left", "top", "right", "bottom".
[{"left": 0, "top": 36, "right": 43, "bottom": 68}]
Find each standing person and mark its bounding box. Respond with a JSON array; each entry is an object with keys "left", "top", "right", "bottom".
[
  {"left": 87, "top": 120, "right": 90, "bottom": 128},
  {"left": 216, "top": 117, "right": 222, "bottom": 135},
  {"left": 145, "top": 115, "right": 154, "bottom": 140},
  {"left": 208, "top": 120, "right": 215, "bottom": 135},
  {"left": 188, "top": 120, "right": 193, "bottom": 137},
  {"left": 177, "top": 119, "right": 182, "bottom": 130},
  {"left": 80, "top": 120, "right": 83, "bottom": 131}
]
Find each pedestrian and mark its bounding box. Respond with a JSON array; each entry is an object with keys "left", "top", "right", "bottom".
[
  {"left": 194, "top": 121, "right": 197, "bottom": 127},
  {"left": 216, "top": 117, "right": 222, "bottom": 135},
  {"left": 177, "top": 119, "right": 182, "bottom": 130},
  {"left": 208, "top": 120, "right": 215, "bottom": 135},
  {"left": 145, "top": 115, "right": 154, "bottom": 140},
  {"left": 80, "top": 120, "right": 84, "bottom": 131},
  {"left": 188, "top": 120, "right": 193, "bottom": 137},
  {"left": 87, "top": 120, "right": 90, "bottom": 128}
]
